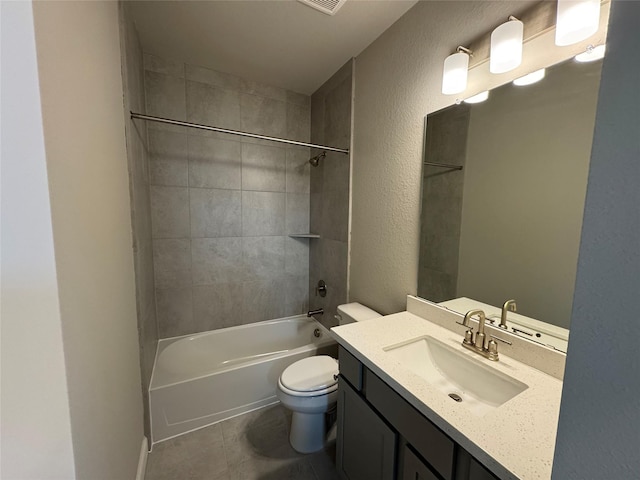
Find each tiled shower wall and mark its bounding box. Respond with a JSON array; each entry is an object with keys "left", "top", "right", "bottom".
[
  {"left": 143, "top": 54, "right": 312, "bottom": 338},
  {"left": 118, "top": 3, "right": 157, "bottom": 439},
  {"left": 417, "top": 105, "right": 470, "bottom": 302},
  {"left": 309, "top": 60, "right": 354, "bottom": 326}
]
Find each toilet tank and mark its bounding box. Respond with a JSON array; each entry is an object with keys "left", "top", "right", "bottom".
[{"left": 336, "top": 303, "right": 381, "bottom": 325}]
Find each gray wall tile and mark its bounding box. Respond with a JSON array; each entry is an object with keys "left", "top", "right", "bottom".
[
  {"left": 192, "top": 237, "right": 243, "bottom": 285},
  {"left": 149, "top": 130, "right": 188, "bottom": 187},
  {"left": 242, "top": 191, "right": 285, "bottom": 236},
  {"left": 185, "top": 64, "right": 241, "bottom": 91},
  {"left": 241, "top": 143, "right": 286, "bottom": 192},
  {"left": 143, "top": 54, "right": 312, "bottom": 337},
  {"left": 188, "top": 136, "right": 242, "bottom": 190},
  {"left": 242, "top": 278, "right": 285, "bottom": 323},
  {"left": 145, "top": 71, "right": 186, "bottom": 121},
  {"left": 240, "top": 94, "right": 286, "bottom": 138},
  {"left": 144, "top": 54, "right": 184, "bottom": 78},
  {"left": 285, "top": 237, "right": 309, "bottom": 276},
  {"left": 284, "top": 274, "right": 309, "bottom": 317},
  {"left": 287, "top": 102, "right": 311, "bottom": 143},
  {"left": 286, "top": 193, "right": 310, "bottom": 234},
  {"left": 321, "top": 188, "right": 348, "bottom": 242},
  {"left": 156, "top": 287, "right": 194, "bottom": 338},
  {"left": 190, "top": 188, "right": 242, "bottom": 238},
  {"left": 243, "top": 236, "right": 285, "bottom": 279},
  {"left": 193, "top": 283, "right": 243, "bottom": 331},
  {"left": 150, "top": 186, "right": 190, "bottom": 238},
  {"left": 240, "top": 79, "right": 287, "bottom": 102},
  {"left": 153, "top": 239, "right": 192, "bottom": 289},
  {"left": 187, "top": 80, "right": 240, "bottom": 130},
  {"left": 286, "top": 148, "right": 310, "bottom": 194},
  {"left": 286, "top": 90, "right": 311, "bottom": 107}
]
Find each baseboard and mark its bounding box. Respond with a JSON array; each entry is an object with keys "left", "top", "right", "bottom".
[{"left": 135, "top": 436, "right": 148, "bottom": 480}]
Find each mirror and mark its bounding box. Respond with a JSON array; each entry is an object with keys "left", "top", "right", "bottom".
[{"left": 418, "top": 56, "right": 603, "bottom": 352}]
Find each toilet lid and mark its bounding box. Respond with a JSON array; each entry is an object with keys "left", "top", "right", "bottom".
[{"left": 280, "top": 355, "right": 338, "bottom": 392}]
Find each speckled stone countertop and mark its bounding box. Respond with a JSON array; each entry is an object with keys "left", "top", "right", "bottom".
[{"left": 331, "top": 311, "right": 563, "bottom": 480}]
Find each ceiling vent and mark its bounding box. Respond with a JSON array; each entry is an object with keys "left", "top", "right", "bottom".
[{"left": 297, "top": 0, "right": 347, "bottom": 16}]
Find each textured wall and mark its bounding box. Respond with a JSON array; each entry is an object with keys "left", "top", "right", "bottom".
[
  {"left": 309, "top": 60, "right": 354, "bottom": 326},
  {"left": 143, "top": 54, "right": 312, "bottom": 338},
  {"left": 0, "top": 2, "right": 75, "bottom": 477},
  {"left": 33, "top": 1, "right": 144, "bottom": 478},
  {"left": 350, "top": 1, "right": 536, "bottom": 314},
  {"left": 119, "top": 2, "right": 157, "bottom": 441},
  {"left": 552, "top": 1, "right": 640, "bottom": 477}
]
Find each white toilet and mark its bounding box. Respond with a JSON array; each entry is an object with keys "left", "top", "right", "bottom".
[{"left": 277, "top": 302, "right": 381, "bottom": 453}]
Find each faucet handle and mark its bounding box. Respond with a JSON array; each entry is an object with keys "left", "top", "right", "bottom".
[
  {"left": 456, "top": 321, "right": 474, "bottom": 345},
  {"left": 455, "top": 321, "right": 473, "bottom": 330}
]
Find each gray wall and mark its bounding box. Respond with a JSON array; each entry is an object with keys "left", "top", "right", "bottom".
[
  {"left": 552, "top": 1, "right": 640, "bottom": 477},
  {"left": 32, "top": 1, "right": 144, "bottom": 477},
  {"left": 350, "top": 1, "right": 539, "bottom": 315},
  {"left": 309, "top": 60, "right": 354, "bottom": 325},
  {"left": 456, "top": 60, "right": 600, "bottom": 329},
  {"left": 418, "top": 105, "right": 470, "bottom": 302},
  {"left": 119, "top": 2, "right": 157, "bottom": 440},
  {"left": 144, "top": 54, "right": 312, "bottom": 337}
]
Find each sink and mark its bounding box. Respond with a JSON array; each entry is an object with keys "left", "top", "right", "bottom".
[{"left": 384, "top": 336, "right": 528, "bottom": 415}]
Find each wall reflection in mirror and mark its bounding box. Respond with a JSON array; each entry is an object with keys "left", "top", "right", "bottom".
[{"left": 418, "top": 56, "right": 603, "bottom": 353}]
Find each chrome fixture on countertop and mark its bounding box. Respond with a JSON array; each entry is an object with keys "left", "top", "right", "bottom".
[
  {"left": 500, "top": 299, "right": 517, "bottom": 329},
  {"left": 458, "top": 309, "right": 500, "bottom": 361}
]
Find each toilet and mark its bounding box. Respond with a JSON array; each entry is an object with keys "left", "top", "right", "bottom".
[{"left": 277, "top": 302, "right": 381, "bottom": 453}]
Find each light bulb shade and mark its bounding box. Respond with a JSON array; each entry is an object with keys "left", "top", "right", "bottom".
[
  {"left": 442, "top": 51, "right": 469, "bottom": 95},
  {"left": 513, "top": 68, "right": 546, "bottom": 86},
  {"left": 464, "top": 91, "right": 489, "bottom": 104},
  {"left": 555, "top": 0, "right": 600, "bottom": 46},
  {"left": 490, "top": 19, "right": 524, "bottom": 74},
  {"left": 575, "top": 44, "right": 606, "bottom": 62}
]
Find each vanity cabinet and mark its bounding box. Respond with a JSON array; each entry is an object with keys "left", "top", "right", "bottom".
[
  {"left": 336, "top": 346, "right": 501, "bottom": 480},
  {"left": 336, "top": 378, "right": 396, "bottom": 480}
]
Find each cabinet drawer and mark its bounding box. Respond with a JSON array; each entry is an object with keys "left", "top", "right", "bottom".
[
  {"left": 339, "top": 346, "right": 363, "bottom": 391},
  {"left": 366, "top": 370, "right": 455, "bottom": 480}
]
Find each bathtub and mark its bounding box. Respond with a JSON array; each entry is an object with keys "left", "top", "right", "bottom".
[{"left": 149, "top": 314, "right": 337, "bottom": 444}]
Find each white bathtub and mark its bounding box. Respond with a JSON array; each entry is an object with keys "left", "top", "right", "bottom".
[{"left": 149, "top": 315, "right": 337, "bottom": 444}]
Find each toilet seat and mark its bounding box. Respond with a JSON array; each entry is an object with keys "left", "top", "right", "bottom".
[{"left": 279, "top": 355, "right": 338, "bottom": 397}]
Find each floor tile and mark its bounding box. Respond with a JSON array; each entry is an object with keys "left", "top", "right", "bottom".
[{"left": 145, "top": 404, "right": 339, "bottom": 480}]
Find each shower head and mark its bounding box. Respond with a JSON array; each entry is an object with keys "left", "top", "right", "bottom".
[{"left": 309, "top": 151, "right": 326, "bottom": 167}]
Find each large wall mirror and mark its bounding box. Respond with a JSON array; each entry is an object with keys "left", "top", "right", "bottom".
[{"left": 418, "top": 55, "right": 603, "bottom": 353}]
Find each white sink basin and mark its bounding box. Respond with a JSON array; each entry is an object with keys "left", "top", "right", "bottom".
[{"left": 384, "top": 336, "right": 528, "bottom": 416}]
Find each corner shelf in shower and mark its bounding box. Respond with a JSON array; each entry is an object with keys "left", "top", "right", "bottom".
[{"left": 288, "top": 234, "right": 321, "bottom": 239}]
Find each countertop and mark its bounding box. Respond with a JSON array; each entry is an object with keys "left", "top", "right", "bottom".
[{"left": 331, "top": 311, "right": 563, "bottom": 480}]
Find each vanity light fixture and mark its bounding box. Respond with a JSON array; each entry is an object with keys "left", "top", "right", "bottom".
[
  {"left": 490, "top": 16, "right": 524, "bottom": 74},
  {"left": 575, "top": 43, "right": 606, "bottom": 62},
  {"left": 555, "top": 0, "right": 600, "bottom": 46},
  {"left": 513, "top": 68, "right": 546, "bottom": 86},
  {"left": 442, "top": 46, "right": 472, "bottom": 95},
  {"left": 463, "top": 91, "right": 489, "bottom": 104}
]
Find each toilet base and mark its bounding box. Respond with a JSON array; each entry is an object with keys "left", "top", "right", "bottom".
[{"left": 289, "top": 411, "right": 327, "bottom": 454}]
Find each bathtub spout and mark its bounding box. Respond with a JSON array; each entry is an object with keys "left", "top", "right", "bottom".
[{"left": 307, "top": 308, "right": 324, "bottom": 317}]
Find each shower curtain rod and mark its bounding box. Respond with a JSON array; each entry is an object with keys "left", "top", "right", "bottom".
[
  {"left": 423, "top": 161, "right": 463, "bottom": 170},
  {"left": 130, "top": 112, "right": 350, "bottom": 154}
]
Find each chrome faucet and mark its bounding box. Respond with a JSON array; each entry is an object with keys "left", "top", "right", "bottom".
[
  {"left": 458, "top": 309, "right": 499, "bottom": 361},
  {"left": 500, "top": 299, "right": 517, "bottom": 329}
]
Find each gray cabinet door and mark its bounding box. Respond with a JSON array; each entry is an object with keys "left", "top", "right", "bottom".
[
  {"left": 336, "top": 378, "right": 397, "bottom": 480},
  {"left": 401, "top": 445, "right": 439, "bottom": 480}
]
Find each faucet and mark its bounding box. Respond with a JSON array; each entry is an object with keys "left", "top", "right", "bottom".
[
  {"left": 459, "top": 309, "right": 499, "bottom": 361},
  {"left": 500, "top": 299, "right": 517, "bottom": 329},
  {"left": 307, "top": 308, "right": 323, "bottom": 317}
]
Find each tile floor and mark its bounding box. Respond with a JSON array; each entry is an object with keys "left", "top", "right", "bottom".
[{"left": 145, "top": 404, "right": 340, "bottom": 480}]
